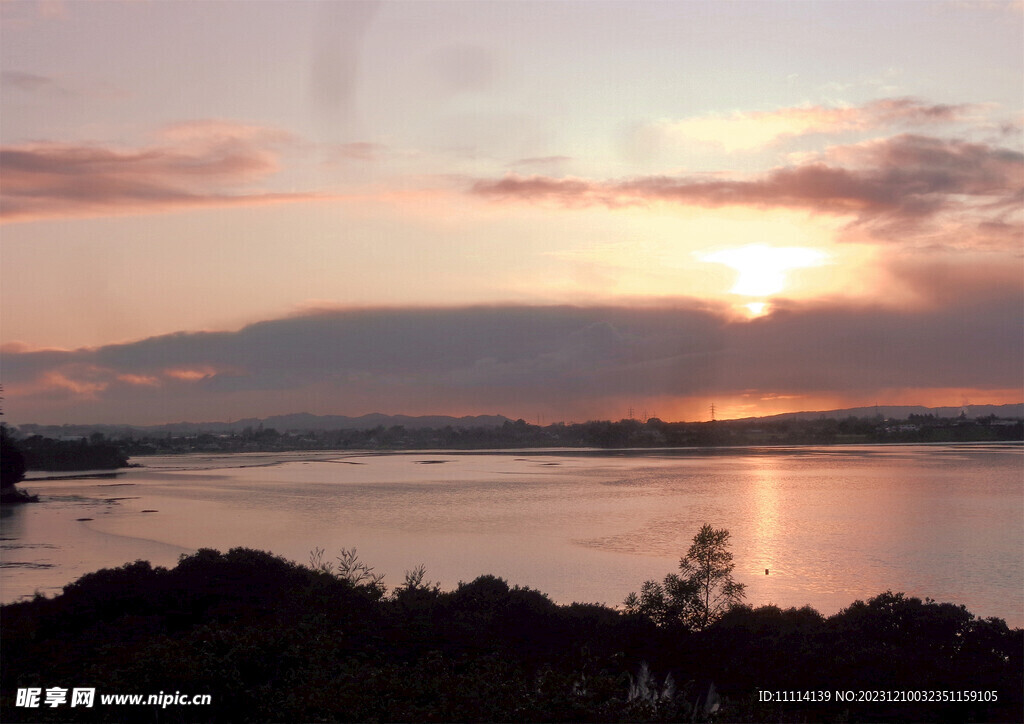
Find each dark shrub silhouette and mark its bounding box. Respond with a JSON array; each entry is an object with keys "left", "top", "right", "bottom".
[
  {"left": 18, "top": 435, "right": 128, "bottom": 472},
  {"left": 1, "top": 429, "right": 26, "bottom": 490},
  {"left": 0, "top": 429, "right": 35, "bottom": 503},
  {"left": 1, "top": 549, "right": 1020, "bottom": 722}
]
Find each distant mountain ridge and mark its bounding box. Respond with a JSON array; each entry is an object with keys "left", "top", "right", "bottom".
[
  {"left": 11, "top": 404, "right": 1022, "bottom": 439},
  {"left": 254, "top": 413, "right": 513, "bottom": 432},
  {"left": 14, "top": 413, "right": 513, "bottom": 438},
  {"left": 740, "top": 403, "right": 1024, "bottom": 423}
]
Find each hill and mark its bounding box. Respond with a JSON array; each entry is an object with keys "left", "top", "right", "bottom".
[
  {"left": 10, "top": 404, "right": 1022, "bottom": 441},
  {"left": 14, "top": 413, "right": 512, "bottom": 439},
  {"left": 744, "top": 403, "right": 1023, "bottom": 423}
]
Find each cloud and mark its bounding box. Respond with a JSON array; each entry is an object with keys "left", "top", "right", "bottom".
[
  {"left": 880, "top": 253, "right": 1024, "bottom": 308},
  {"left": 309, "top": 0, "right": 380, "bottom": 121},
  {"left": 472, "top": 134, "right": 1024, "bottom": 248},
  {"left": 3, "top": 289, "right": 1020, "bottom": 423},
  {"left": 644, "top": 97, "right": 982, "bottom": 152},
  {"left": 0, "top": 71, "right": 58, "bottom": 92},
  {"left": 511, "top": 156, "right": 573, "bottom": 168},
  {"left": 326, "top": 141, "right": 387, "bottom": 163},
  {"left": 0, "top": 121, "right": 327, "bottom": 222}
]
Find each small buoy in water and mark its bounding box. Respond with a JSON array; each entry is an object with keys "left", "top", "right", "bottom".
[{"left": 765, "top": 569, "right": 769, "bottom": 575}]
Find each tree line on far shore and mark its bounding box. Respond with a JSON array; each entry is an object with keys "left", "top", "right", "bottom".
[{"left": 4, "top": 412, "right": 1022, "bottom": 468}]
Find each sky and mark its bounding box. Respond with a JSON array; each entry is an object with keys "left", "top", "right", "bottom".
[{"left": 1, "top": 0, "right": 1021, "bottom": 425}]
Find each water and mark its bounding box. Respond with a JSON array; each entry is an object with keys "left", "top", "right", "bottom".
[{"left": 2, "top": 444, "right": 1021, "bottom": 627}]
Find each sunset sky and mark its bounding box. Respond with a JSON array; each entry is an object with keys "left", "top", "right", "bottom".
[{"left": 2, "top": 0, "right": 1022, "bottom": 425}]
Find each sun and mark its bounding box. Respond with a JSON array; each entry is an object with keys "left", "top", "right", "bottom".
[
  {"left": 698, "top": 245, "right": 828, "bottom": 296},
  {"left": 696, "top": 245, "right": 828, "bottom": 315}
]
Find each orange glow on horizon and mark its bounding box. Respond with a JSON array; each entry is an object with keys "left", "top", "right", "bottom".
[{"left": 598, "top": 388, "right": 1024, "bottom": 424}]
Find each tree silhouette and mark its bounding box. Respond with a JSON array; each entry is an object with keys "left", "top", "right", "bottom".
[
  {"left": 625, "top": 524, "right": 746, "bottom": 630},
  {"left": 1, "top": 386, "right": 37, "bottom": 502},
  {"left": 1, "top": 426, "right": 27, "bottom": 491}
]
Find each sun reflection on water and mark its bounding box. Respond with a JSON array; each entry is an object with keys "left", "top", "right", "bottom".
[{"left": 748, "top": 459, "right": 783, "bottom": 580}]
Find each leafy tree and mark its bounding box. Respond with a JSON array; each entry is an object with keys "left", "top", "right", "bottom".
[
  {"left": 308, "top": 546, "right": 387, "bottom": 598},
  {"left": 625, "top": 524, "right": 746, "bottom": 630},
  {"left": 1, "top": 428, "right": 26, "bottom": 490},
  {"left": 0, "top": 426, "right": 33, "bottom": 503},
  {"left": 0, "top": 388, "right": 26, "bottom": 492}
]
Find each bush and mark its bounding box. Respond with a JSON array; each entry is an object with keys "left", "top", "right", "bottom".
[{"left": 1, "top": 549, "right": 1020, "bottom": 722}]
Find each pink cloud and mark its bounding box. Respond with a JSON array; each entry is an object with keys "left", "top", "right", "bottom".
[
  {"left": 117, "top": 373, "right": 162, "bottom": 387},
  {"left": 652, "top": 97, "right": 982, "bottom": 152},
  {"left": 164, "top": 366, "right": 220, "bottom": 382},
  {"left": 34, "top": 368, "right": 110, "bottom": 400},
  {"left": 0, "top": 71, "right": 57, "bottom": 92},
  {"left": 511, "top": 156, "right": 573, "bottom": 168},
  {"left": 471, "top": 134, "right": 1024, "bottom": 248},
  {"left": 3, "top": 356, "right": 241, "bottom": 404},
  {"left": 0, "top": 121, "right": 328, "bottom": 222}
]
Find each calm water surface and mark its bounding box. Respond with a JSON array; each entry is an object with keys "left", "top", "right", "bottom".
[{"left": 2, "top": 444, "right": 1021, "bottom": 626}]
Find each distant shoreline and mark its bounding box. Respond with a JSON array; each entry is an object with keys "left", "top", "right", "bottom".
[
  {"left": 17, "top": 438, "right": 1024, "bottom": 477},
  {"left": 9, "top": 411, "right": 1020, "bottom": 467}
]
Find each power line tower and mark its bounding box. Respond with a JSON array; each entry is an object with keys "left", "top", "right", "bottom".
[{"left": 710, "top": 403, "right": 716, "bottom": 422}]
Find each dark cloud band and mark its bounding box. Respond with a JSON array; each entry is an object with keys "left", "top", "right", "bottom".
[{"left": 4, "top": 292, "right": 1020, "bottom": 423}]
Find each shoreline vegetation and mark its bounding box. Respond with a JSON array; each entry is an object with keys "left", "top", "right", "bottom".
[
  {"left": 4, "top": 413, "right": 1022, "bottom": 474},
  {"left": 0, "top": 428, "right": 36, "bottom": 504},
  {"left": 1, "top": 543, "right": 1020, "bottom": 723}
]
